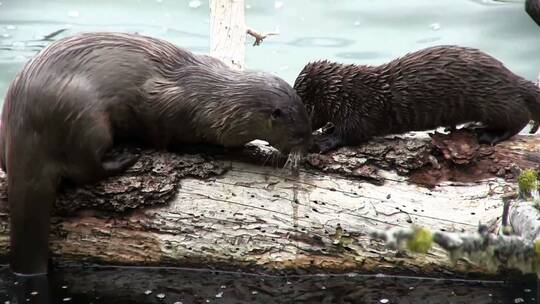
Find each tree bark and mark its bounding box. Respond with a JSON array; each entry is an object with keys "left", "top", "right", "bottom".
[{"left": 0, "top": 133, "right": 538, "bottom": 278}]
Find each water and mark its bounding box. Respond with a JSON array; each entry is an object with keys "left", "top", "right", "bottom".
[
  {"left": 0, "top": 265, "right": 537, "bottom": 304},
  {"left": 0, "top": 0, "right": 539, "bottom": 302},
  {"left": 0, "top": 0, "right": 539, "bottom": 99}
]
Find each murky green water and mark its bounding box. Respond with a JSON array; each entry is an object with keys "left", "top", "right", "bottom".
[{"left": 0, "top": 0, "right": 539, "bottom": 303}]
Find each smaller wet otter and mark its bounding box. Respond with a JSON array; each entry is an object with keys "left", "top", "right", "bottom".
[
  {"left": 294, "top": 45, "right": 540, "bottom": 152},
  {"left": 526, "top": 0, "right": 540, "bottom": 26},
  {"left": 0, "top": 32, "right": 312, "bottom": 275}
]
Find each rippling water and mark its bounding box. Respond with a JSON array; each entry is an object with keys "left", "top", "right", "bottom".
[
  {"left": 0, "top": 0, "right": 539, "bottom": 303},
  {"left": 0, "top": 0, "right": 539, "bottom": 98}
]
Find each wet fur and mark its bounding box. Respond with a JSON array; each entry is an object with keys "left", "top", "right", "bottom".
[
  {"left": 294, "top": 45, "right": 540, "bottom": 152},
  {"left": 526, "top": 0, "right": 540, "bottom": 26},
  {"left": 0, "top": 32, "right": 312, "bottom": 275}
]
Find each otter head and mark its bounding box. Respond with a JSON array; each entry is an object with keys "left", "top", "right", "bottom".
[
  {"left": 216, "top": 72, "right": 313, "bottom": 155},
  {"left": 293, "top": 60, "right": 340, "bottom": 131}
]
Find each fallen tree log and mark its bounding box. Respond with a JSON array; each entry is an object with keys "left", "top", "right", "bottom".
[{"left": 0, "top": 132, "right": 538, "bottom": 278}]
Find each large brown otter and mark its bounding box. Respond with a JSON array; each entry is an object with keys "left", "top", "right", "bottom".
[
  {"left": 293, "top": 45, "right": 540, "bottom": 153},
  {"left": 0, "top": 32, "right": 312, "bottom": 275}
]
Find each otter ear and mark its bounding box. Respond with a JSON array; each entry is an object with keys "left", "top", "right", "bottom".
[{"left": 271, "top": 108, "right": 282, "bottom": 120}]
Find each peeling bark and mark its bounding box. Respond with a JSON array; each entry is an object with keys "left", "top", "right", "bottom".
[{"left": 308, "top": 129, "right": 540, "bottom": 188}]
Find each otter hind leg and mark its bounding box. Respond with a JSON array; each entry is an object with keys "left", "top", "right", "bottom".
[
  {"left": 476, "top": 129, "right": 515, "bottom": 145},
  {"left": 476, "top": 116, "right": 530, "bottom": 145}
]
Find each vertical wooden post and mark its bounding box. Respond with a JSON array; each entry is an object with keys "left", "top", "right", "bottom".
[{"left": 209, "top": 0, "right": 246, "bottom": 70}]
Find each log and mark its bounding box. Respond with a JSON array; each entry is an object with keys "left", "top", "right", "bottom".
[{"left": 0, "top": 132, "right": 539, "bottom": 278}]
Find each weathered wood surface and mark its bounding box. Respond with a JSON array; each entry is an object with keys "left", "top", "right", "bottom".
[
  {"left": 209, "top": 0, "right": 246, "bottom": 69},
  {"left": 0, "top": 133, "right": 538, "bottom": 277}
]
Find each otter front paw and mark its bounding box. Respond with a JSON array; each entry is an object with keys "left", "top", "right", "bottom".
[
  {"left": 102, "top": 147, "right": 141, "bottom": 174},
  {"left": 310, "top": 134, "right": 342, "bottom": 153}
]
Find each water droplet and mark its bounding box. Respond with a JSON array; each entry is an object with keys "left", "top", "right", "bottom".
[
  {"left": 144, "top": 290, "right": 152, "bottom": 295},
  {"left": 174, "top": 302, "right": 183, "bottom": 304},
  {"left": 30, "top": 291, "right": 38, "bottom": 296},
  {"left": 524, "top": 289, "right": 531, "bottom": 293},
  {"left": 67, "top": 10, "right": 79, "bottom": 18},
  {"left": 321, "top": 286, "right": 326, "bottom": 290},
  {"left": 274, "top": 1, "right": 283, "bottom": 9},
  {"left": 286, "top": 281, "right": 292, "bottom": 285},
  {"left": 380, "top": 299, "right": 389, "bottom": 304},
  {"left": 220, "top": 285, "right": 226, "bottom": 289},
  {"left": 408, "top": 286, "right": 414, "bottom": 290},
  {"left": 156, "top": 293, "right": 165, "bottom": 299},
  {"left": 514, "top": 298, "right": 524, "bottom": 303},
  {"left": 188, "top": 0, "right": 201, "bottom": 8},
  {"left": 4, "top": 301, "right": 10, "bottom": 304},
  {"left": 5, "top": 25, "right": 16, "bottom": 30},
  {"left": 62, "top": 298, "right": 72, "bottom": 302},
  {"left": 353, "top": 21, "right": 360, "bottom": 27},
  {"left": 62, "top": 285, "right": 68, "bottom": 289},
  {"left": 429, "top": 23, "right": 440, "bottom": 31},
  {"left": 251, "top": 291, "right": 258, "bottom": 295},
  {"left": 215, "top": 292, "right": 223, "bottom": 298}
]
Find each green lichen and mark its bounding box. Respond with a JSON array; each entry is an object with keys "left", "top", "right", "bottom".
[
  {"left": 518, "top": 169, "right": 538, "bottom": 200},
  {"left": 406, "top": 226, "right": 433, "bottom": 254}
]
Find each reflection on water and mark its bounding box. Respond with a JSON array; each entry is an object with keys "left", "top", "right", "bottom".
[{"left": 0, "top": 266, "right": 537, "bottom": 304}]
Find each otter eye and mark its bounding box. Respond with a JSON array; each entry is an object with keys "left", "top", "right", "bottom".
[{"left": 271, "top": 108, "right": 282, "bottom": 119}]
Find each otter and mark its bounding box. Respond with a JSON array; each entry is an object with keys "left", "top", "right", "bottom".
[
  {"left": 293, "top": 45, "right": 540, "bottom": 153},
  {"left": 526, "top": 0, "right": 540, "bottom": 26},
  {"left": 0, "top": 32, "right": 312, "bottom": 275}
]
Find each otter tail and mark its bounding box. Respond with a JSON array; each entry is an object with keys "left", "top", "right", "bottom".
[{"left": 6, "top": 131, "right": 59, "bottom": 275}]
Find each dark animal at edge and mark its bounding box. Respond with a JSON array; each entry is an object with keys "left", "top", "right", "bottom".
[
  {"left": 294, "top": 45, "right": 540, "bottom": 153},
  {"left": 526, "top": 0, "right": 540, "bottom": 26},
  {"left": 0, "top": 32, "right": 312, "bottom": 275}
]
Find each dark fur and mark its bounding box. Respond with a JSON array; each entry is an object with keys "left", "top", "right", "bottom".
[
  {"left": 294, "top": 45, "right": 540, "bottom": 152},
  {"left": 526, "top": 0, "right": 540, "bottom": 26},
  {"left": 0, "top": 32, "right": 312, "bottom": 275}
]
